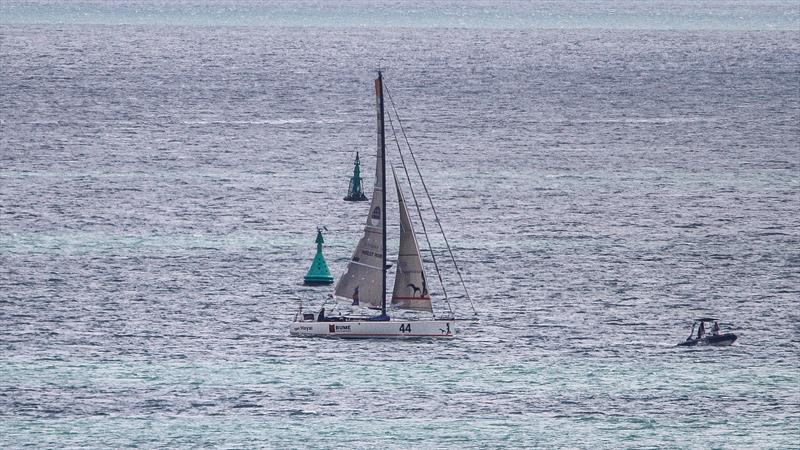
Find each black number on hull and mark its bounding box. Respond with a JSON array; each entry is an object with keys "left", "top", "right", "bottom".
[{"left": 399, "top": 323, "right": 412, "bottom": 333}]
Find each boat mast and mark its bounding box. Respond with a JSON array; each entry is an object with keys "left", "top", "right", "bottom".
[{"left": 377, "top": 70, "right": 387, "bottom": 317}]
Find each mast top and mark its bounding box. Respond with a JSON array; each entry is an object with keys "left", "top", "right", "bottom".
[{"left": 375, "top": 66, "right": 386, "bottom": 83}]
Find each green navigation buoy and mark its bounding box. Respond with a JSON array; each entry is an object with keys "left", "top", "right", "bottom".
[
  {"left": 303, "top": 227, "right": 334, "bottom": 286},
  {"left": 344, "top": 151, "right": 368, "bottom": 201}
]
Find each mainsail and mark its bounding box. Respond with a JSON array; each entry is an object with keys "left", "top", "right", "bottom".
[
  {"left": 391, "top": 169, "right": 433, "bottom": 312},
  {"left": 334, "top": 75, "right": 386, "bottom": 309}
]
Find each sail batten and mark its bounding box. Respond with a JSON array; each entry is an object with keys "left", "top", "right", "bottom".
[{"left": 348, "top": 261, "right": 383, "bottom": 270}]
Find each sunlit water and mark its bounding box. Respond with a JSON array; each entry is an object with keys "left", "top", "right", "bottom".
[{"left": 1, "top": 1, "right": 799, "bottom": 447}]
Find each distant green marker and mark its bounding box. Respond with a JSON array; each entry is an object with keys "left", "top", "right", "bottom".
[
  {"left": 344, "top": 152, "right": 368, "bottom": 201},
  {"left": 303, "top": 228, "right": 334, "bottom": 285}
]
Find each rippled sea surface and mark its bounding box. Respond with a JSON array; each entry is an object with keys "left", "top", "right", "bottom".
[{"left": 2, "top": 1, "right": 799, "bottom": 448}]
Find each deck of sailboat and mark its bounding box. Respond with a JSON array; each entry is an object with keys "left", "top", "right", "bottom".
[{"left": 290, "top": 317, "right": 456, "bottom": 338}]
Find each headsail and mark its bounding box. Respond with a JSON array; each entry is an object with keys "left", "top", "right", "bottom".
[
  {"left": 391, "top": 169, "right": 433, "bottom": 312},
  {"left": 334, "top": 73, "right": 387, "bottom": 309}
]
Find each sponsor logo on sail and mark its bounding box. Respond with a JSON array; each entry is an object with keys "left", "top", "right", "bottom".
[{"left": 371, "top": 206, "right": 381, "bottom": 226}]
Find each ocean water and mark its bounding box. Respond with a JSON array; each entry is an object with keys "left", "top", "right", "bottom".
[{"left": 2, "top": 1, "right": 799, "bottom": 448}]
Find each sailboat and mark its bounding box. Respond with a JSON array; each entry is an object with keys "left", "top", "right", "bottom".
[{"left": 290, "top": 71, "right": 472, "bottom": 338}]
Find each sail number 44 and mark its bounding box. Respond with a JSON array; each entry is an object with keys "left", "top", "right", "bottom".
[{"left": 399, "top": 323, "right": 412, "bottom": 333}]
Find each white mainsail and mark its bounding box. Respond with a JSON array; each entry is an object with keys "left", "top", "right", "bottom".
[
  {"left": 333, "top": 77, "right": 386, "bottom": 309},
  {"left": 391, "top": 170, "right": 433, "bottom": 312}
]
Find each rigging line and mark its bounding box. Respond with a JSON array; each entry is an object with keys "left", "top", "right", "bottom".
[
  {"left": 383, "top": 82, "right": 477, "bottom": 316},
  {"left": 386, "top": 105, "right": 453, "bottom": 316}
]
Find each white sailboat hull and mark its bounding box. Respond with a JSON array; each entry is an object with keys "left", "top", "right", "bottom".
[{"left": 290, "top": 319, "right": 455, "bottom": 338}]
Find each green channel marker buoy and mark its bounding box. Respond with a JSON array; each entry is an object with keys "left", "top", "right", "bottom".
[
  {"left": 344, "top": 151, "right": 368, "bottom": 201},
  {"left": 303, "top": 227, "right": 334, "bottom": 286}
]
